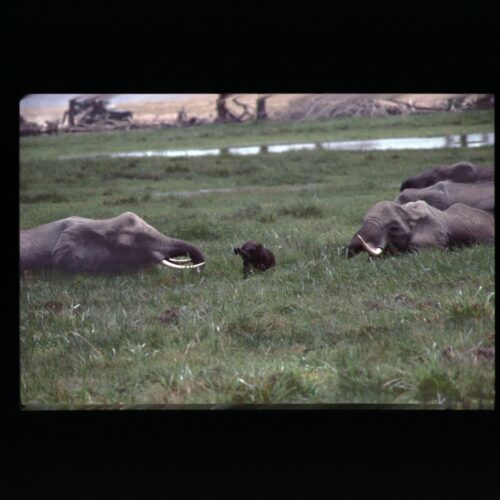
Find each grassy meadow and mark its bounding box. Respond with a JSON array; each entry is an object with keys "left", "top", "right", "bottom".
[{"left": 19, "top": 110, "right": 495, "bottom": 408}]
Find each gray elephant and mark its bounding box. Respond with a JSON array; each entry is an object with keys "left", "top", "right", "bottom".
[
  {"left": 400, "top": 162, "right": 494, "bottom": 191},
  {"left": 395, "top": 181, "right": 494, "bottom": 214},
  {"left": 20, "top": 211, "right": 206, "bottom": 273},
  {"left": 347, "top": 200, "right": 494, "bottom": 257}
]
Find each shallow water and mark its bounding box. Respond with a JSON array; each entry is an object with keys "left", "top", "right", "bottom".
[{"left": 60, "top": 132, "right": 494, "bottom": 160}]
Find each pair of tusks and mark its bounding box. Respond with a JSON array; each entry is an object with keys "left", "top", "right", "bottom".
[
  {"left": 356, "top": 235, "right": 383, "bottom": 256},
  {"left": 161, "top": 256, "right": 206, "bottom": 270}
]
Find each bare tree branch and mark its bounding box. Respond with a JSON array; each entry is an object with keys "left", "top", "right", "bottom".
[
  {"left": 256, "top": 94, "right": 274, "bottom": 120},
  {"left": 232, "top": 97, "right": 253, "bottom": 121}
]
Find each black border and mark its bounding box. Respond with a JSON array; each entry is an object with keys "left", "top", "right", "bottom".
[{"left": 7, "top": 5, "right": 499, "bottom": 493}]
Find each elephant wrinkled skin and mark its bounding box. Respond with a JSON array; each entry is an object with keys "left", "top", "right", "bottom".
[
  {"left": 347, "top": 200, "right": 494, "bottom": 257},
  {"left": 396, "top": 181, "right": 495, "bottom": 214},
  {"left": 400, "top": 162, "right": 494, "bottom": 191},
  {"left": 20, "top": 211, "right": 206, "bottom": 274}
]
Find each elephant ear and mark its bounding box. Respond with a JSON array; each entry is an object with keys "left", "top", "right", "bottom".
[
  {"left": 400, "top": 201, "right": 432, "bottom": 225},
  {"left": 450, "top": 162, "right": 476, "bottom": 183},
  {"left": 403, "top": 201, "right": 448, "bottom": 249},
  {"left": 52, "top": 225, "right": 112, "bottom": 272}
]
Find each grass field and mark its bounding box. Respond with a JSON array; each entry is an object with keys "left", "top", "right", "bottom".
[{"left": 19, "top": 110, "right": 495, "bottom": 408}]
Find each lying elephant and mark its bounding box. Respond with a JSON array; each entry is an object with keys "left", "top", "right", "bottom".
[
  {"left": 347, "top": 200, "right": 494, "bottom": 257},
  {"left": 395, "top": 181, "right": 494, "bottom": 214},
  {"left": 20, "top": 211, "right": 206, "bottom": 274},
  {"left": 233, "top": 240, "right": 275, "bottom": 278},
  {"left": 400, "top": 162, "right": 494, "bottom": 191}
]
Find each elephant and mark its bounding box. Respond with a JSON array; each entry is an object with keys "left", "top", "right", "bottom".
[
  {"left": 395, "top": 181, "right": 494, "bottom": 214},
  {"left": 20, "top": 211, "right": 206, "bottom": 274},
  {"left": 347, "top": 200, "right": 494, "bottom": 257},
  {"left": 233, "top": 240, "right": 276, "bottom": 278},
  {"left": 400, "top": 162, "right": 494, "bottom": 191}
]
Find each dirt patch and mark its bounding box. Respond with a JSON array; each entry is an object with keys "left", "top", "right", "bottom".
[
  {"left": 442, "top": 344, "right": 495, "bottom": 364},
  {"left": 158, "top": 307, "right": 181, "bottom": 325}
]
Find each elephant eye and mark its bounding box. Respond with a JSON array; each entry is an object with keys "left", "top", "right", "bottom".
[{"left": 388, "top": 223, "right": 402, "bottom": 233}]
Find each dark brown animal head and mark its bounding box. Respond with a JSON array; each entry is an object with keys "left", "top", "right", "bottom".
[{"left": 233, "top": 240, "right": 275, "bottom": 277}]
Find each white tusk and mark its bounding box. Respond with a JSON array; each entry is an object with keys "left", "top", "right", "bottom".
[
  {"left": 168, "top": 256, "right": 193, "bottom": 263},
  {"left": 161, "top": 259, "right": 206, "bottom": 270},
  {"left": 356, "top": 234, "right": 383, "bottom": 256}
]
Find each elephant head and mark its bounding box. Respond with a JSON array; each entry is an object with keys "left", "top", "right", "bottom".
[
  {"left": 395, "top": 181, "right": 495, "bottom": 213},
  {"left": 233, "top": 240, "right": 275, "bottom": 278},
  {"left": 400, "top": 162, "right": 494, "bottom": 191},
  {"left": 347, "top": 200, "right": 494, "bottom": 257},
  {"left": 20, "top": 211, "right": 206, "bottom": 274}
]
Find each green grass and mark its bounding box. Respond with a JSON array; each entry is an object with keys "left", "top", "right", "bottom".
[
  {"left": 20, "top": 109, "right": 493, "bottom": 161},
  {"left": 19, "top": 110, "right": 495, "bottom": 408}
]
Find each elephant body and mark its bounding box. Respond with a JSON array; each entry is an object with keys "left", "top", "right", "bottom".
[
  {"left": 20, "top": 211, "right": 206, "bottom": 274},
  {"left": 400, "top": 162, "right": 494, "bottom": 191},
  {"left": 347, "top": 200, "right": 494, "bottom": 257},
  {"left": 20, "top": 216, "right": 92, "bottom": 271},
  {"left": 234, "top": 240, "right": 275, "bottom": 278},
  {"left": 395, "top": 181, "right": 495, "bottom": 213}
]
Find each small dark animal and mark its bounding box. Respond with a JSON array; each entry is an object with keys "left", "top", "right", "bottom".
[{"left": 233, "top": 240, "right": 275, "bottom": 278}]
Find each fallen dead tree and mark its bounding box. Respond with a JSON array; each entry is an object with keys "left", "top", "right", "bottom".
[
  {"left": 214, "top": 94, "right": 273, "bottom": 123},
  {"left": 20, "top": 115, "right": 44, "bottom": 136},
  {"left": 275, "top": 94, "right": 494, "bottom": 121},
  {"left": 61, "top": 96, "right": 133, "bottom": 129}
]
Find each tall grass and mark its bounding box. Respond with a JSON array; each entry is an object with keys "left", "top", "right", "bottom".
[{"left": 20, "top": 111, "right": 495, "bottom": 407}]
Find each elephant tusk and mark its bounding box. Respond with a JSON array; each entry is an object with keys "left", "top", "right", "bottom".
[
  {"left": 356, "top": 234, "right": 383, "bottom": 256},
  {"left": 161, "top": 259, "right": 206, "bottom": 270},
  {"left": 168, "top": 256, "right": 193, "bottom": 263}
]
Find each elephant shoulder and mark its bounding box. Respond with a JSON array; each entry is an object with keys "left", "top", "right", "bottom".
[
  {"left": 60, "top": 216, "right": 92, "bottom": 231},
  {"left": 445, "top": 202, "right": 476, "bottom": 214},
  {"left": 446, "top": 202, "right": 493, "bottom": 220}
]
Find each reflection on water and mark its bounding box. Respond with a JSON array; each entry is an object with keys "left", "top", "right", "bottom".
[
  {"left": 60, "top": 132, "right": 494, "bottom": 160},
  {"left": 320, "top": 132, "right": 494, "bottom": 151}
]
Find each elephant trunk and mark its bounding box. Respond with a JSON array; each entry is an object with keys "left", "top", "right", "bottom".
[
  {"left": 160, "top": 238, "right": 206, "bottom": 269},
  {"left": 347, "top": 220, "right": 385, "bottom": 257},
  {"left": 166, "top": 239, "right": 206, "bottom": 264}
]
